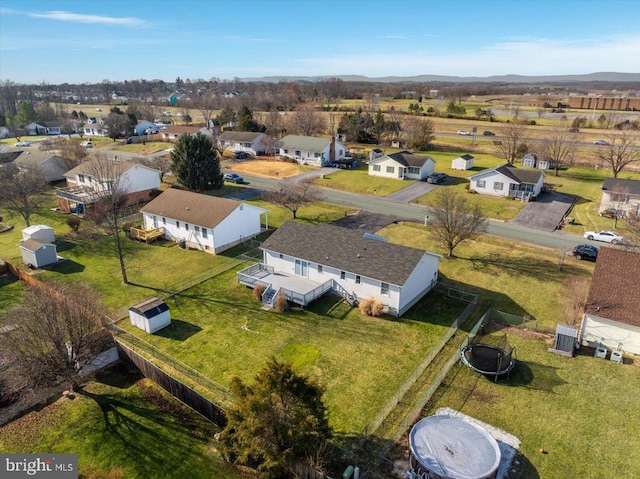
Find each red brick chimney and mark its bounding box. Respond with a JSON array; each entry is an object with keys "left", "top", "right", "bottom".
[{"left": 330, "top": 135, "right": 336, "bottom": 162}]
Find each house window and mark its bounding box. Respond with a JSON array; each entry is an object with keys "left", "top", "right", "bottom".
[
  {"left": 494, "top": 182, "right": 504, "bottom": 191},
  {"left": 239, "top": 205, "right": 243, "bottom": 211},
  {"left": 279, "top": 254, "right": 283, "bottom": 259},
  {"left": 162, "top": 217, "right": 166, "bottom": 224},
  {"left": 176, "top": 221, "right": 180, "bottom": 229},
  {"left": 185, "top": 224, "right": 189, "bottom": 231},
  {"left": 314, "top": 153, "right": 321, "bottom": 158},
  {"left": 202, "top": 228, "right": 208, "bottom": 239},
  {"left": 372, "top": 165, "right": 381, "bottom": 172},
  {"left": 295, "top": 150, "right": 301, "bottom": 156},
  {"left": 356, "top": 275, "right": 361, "bottom": 284},
  {"left": 477, "top": 180, "right": 486, "bottom": 188},
  {"left": 381, "top": 282, "right": 390, "bottom": 296},
  {"left": 284, "top": 149, "right": 289, "bottom": 154},
  {"left": 295, "top": 259, "right": 308, "bottom": 277},
  {"left": 340, "top": 271, "right": 346, "bottom": 280},
  {"left": 318, "top": 264, "right": 323, "bottom": 273},
  {"left": 386, "top": 166, "right": 395, "bottom": 173},
  {"left": 408, "top": 167, "right": 420, "bottom": 174},
  {"left": 78, "top": 174, "right": 85, "bottom": 182},
  {"left": 195, "top": 226, "right": 200, "bottom": 234}
]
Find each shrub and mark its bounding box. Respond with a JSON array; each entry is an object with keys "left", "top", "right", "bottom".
[
  {"left": 273, "top": 292, "right": 288, "bottom": 313},
  {"left": 253, "top": 283, "right": 266, "bottom": 301},
  {"left": 66, "top": 216, "right": 81, "bottom": 232},
  {"left": 359, "top": 296, "right": 385, "bottom": 317}
]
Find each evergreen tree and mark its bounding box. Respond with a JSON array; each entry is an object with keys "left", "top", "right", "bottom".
[{"left": 170, "top": 132, "right": 223, "bottom": 190}]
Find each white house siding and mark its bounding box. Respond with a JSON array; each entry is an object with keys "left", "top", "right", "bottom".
[
  {"left": 20, "top": 244, "right": 57, "bottom": 268},
  {"left": 263, "top": 250, "right": 404, "bottom": 313},
  {"left": 129, "top": 309, "right": 171, "bottom": 334},
  {"left": 122, "top": 165, "right": 161, "bottom": 193},
  {"left": 580, "top": 314, "right": 640, "bottom": 356},
  {"left": 451, "top": 158, "right": 473, "bottom": 170},
  {"left": 278, "top": 142, "right": 346, "bottom": 166},
  {"left": 397, "top": 253, "right": 440, "bottom": 316},
  {"left": 369, "top": 158, "right": 405, "bottom": 179},
  {"left": 470, "top": 172, "right": 518, "bottom": 197},
  {"left": 211, "top": 204, "right": 266, "bottom": 253},
  {"left": 142, "top": 213, "right": 215, "bottom": 252},
  {"left": 83, "top": 126, "right": 108, "bottom": 136},
  {"left": 600, "top": 192, "right": 640, "bottom": 216}
]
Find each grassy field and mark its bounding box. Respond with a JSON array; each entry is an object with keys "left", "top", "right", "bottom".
[
  {"left": 0, "top": 366, "right": 243, "bottom": 479},
  {"left": 225, "top": 158, "right": 311, "bottom": 178},
  {"left": 377, "top": 222, "right": 596, "bottom": 327},
  {"left": 423, "top": 328, "right": 640, "bottom": 479},
  {"left": 114, "top": 141, "right": 170, "bottom": 155},
  {"left": 119, "top": 269, "right": 465, "bottom": 436},
  {"left": 313, "top": 164, "right": 416, "bottom": 196}
]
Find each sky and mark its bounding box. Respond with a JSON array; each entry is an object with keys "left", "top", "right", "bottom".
[{"left": 1, "top": 0, "right": 639, "bottom": 84}]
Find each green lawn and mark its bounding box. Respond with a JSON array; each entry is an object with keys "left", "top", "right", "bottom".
[
  {"left": 115, "top": 141, "right": 170, "bottom": 155},
  {"left": 0, "top": 366, "right": 243, "bottom": 479},
  {"left": 424, "top": 330, "right": 640, "bottom": 479},
  {"left": 313, "top": 164, "right": 417, "bottom": 196},
  {"left": 119, "top": 268, "right": 465, "bottom": 436}
]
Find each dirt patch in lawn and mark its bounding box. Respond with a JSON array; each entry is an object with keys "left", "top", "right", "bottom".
[{"left": 226, "top": 158, "right": 306, "bottom": 178}]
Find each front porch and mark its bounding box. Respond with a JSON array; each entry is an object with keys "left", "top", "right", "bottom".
[
  {"left": 237, "top": 262, "right": 333, "bottom": 308},
  {"left": 509, "top": 184, "right": 536, "bottom": 202}
]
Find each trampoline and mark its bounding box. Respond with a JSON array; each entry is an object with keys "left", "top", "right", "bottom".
[
  {"left": 461, "top": 334, "right": 515, "bottom": 377},
  {"left": 408, "top": 415, "right": 501, "bottom": 479}
]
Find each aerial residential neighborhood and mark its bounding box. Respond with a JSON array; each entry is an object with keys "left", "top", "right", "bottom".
[{"left": 1, "top": 2, "right": 639, "bottom": 479}]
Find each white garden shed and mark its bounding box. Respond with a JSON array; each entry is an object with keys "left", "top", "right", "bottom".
[
  {"left": 129, "top": 298, "right": 171, "bottom": 334},
  {"left": 451, "top": 154, "right": 474, "bottom": 170},
  {"left": 22, "top": 224, "right": 55, "bottom": 243},
  {"left": 19, "top": 239, "right": 58, "bottom": 268}
]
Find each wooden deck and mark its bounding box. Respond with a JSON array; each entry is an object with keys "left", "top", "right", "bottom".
[{"left": 129, "top": 226, "right": 163, "bottom": 243}]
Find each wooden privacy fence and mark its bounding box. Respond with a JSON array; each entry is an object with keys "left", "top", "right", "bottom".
[{"left": 117, "top": 342, "right": 227, "bottom": 427}]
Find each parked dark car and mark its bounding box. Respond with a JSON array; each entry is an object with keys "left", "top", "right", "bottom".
[
  {"left": 223, "top": 173, "right": 244, "bottom": 184},
  {"left": 234, "top": 151, "right": 249, "bottom": 159},
  {"left": 482, "top": 130, "right": 496, "bottom": 136},
  {"left": 572, "top": 244, "right": 599, "bottom": 261},
  {"left": 426, "top": 172, "right": 447, "bottom": 184}
]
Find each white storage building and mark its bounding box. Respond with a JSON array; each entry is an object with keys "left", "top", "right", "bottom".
[{"left": 129, "top": 298, "right": 171, "bottom": 334}]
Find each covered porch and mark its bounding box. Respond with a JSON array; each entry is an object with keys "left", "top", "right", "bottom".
[{"left": 237, "top": 262, "right": 333, "bottom": 307}]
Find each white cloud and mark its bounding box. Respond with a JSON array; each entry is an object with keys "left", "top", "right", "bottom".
[{"left": 1, "top": 8, "right": 148, "bottom": 27}]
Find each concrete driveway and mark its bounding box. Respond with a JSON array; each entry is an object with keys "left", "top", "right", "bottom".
[
  {"left": 332, "top": 211, "right": 409, "bottom": 234},
  {"left": 511, "top": 191, "right": 576, "bottom": 231},
  {"left": 385, "top": 181, "right": 441, "bottom": 203}
]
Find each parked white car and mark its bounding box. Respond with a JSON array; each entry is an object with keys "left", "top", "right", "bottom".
[
  {"left": 584, "top": 230, "right": 623, "bottom": 244},
  {"left": 80, "top": 141, "right": 93, "bottom": 148},
  {"left": 457, "top": 130, "right": 471, "bottom": 136},
  {"left": 15, "top": 141, "right": 30, "bottom": 147}
]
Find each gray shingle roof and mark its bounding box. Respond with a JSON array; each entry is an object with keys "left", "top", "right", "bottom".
[
  {"left": 261, "top": 222, "right": 439, "bottom": 286},
  {"left": 130, "top": 297, "right": 169, "bottom": 318},
  {"left": 602, "top": 178, "right": 640, "bottom": 196},
  {"left": 140, "top": 188, "right": 243, "bottom": 228},
  {"left": 218, "top": 131, "right": 264, "bottom": 142},
  {"left": 279, "top": 135, "right": 333, "bottom": 153},
  {"left": 494, "top": 164, "right": 544, "bottom": 184},
  {"left": 19, "top": 238, "right": 48, "bottom": 251},
  {"left": 384, "top": 151, "right": 435, "bottom": 168}
]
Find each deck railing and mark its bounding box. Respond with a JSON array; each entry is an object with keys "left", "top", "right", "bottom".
[{"left": 129, "top": 226, "right": 164, "bottom": 242}]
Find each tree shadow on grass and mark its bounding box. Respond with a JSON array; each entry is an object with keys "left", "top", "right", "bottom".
[
  {"left": 461, "top": 253, "right": 586, "bottom": 279},
  {"left": 153, "top": 319, "right": 202, "bottom": 341}
]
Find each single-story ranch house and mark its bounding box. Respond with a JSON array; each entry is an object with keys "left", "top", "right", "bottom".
[
  {"left": 580, "top": 248, "right": 640, "bottom": 356},
  {"left": 469, "top": 164, "right": 545, "bottom": 199},
  {"left": 368, "top": 151, "right": 435, "bottom": 181},
  {"left": 276, "top": 135, "right": 346, "bottom": 166},
  {"left": 238, "top": 221, "right": 441, "bottom": 316},
  {"left": 599, "top": 178, "right": 640, "bottom": 217},
  {"left": 139, "top": 188, "right": 268, "bottom": 254},
  {"left": 56, "top": 159, "right": 160, "bottom": 215},
  {"left": 13, "top": 151, "right": 74, "bottom": 182},
  {"left": 217, "top": 131, "right": 268, "bottom": 156},
  {"left": 161, "top": 125, "right": 202, "bottom": 142}
]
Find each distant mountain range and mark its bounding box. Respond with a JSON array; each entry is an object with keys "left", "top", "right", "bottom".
[{"left": 239, "top": 72, "right": 640, "bottom": 84}]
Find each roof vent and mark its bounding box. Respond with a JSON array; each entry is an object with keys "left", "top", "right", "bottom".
[
  {"left": 357, "top": 253, "right": 361, "bottom": 258},
  {"left": 186, "top": 207, "right": 190, "bottom": 211}
]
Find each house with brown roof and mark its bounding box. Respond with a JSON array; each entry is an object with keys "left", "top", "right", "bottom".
[
  {"left": 599, "top": 178, "right": 640, "bottom": 218},
  {"left": 368, "top": 151, "right": 435, "bottom": 181},
  {"left": 579, "top": 248, "right": 640, "bottom": 355},
  {"left": 13, "top": 151, "right": 74, "bottom": 182},
  {"left": 469, "top": 164, "right": 545, "bottom": 199},
  {"left": 217, "top": 131, "right": 268, "bottom": 155},
  {"left": 161, "top": 125, "right": 203, "bottom": 142},
  {"left": 139, "top": 188, "right": 268, "bottom": 254},
  {"left": 238, "top": 221, "right": 441, "bottom": 316}
]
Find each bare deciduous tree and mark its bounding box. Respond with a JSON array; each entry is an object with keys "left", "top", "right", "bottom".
[
  {"left": 537, "top": 126, "right": 579, "bottom": 176},
  {"left": 385, "top": 106, "right": 404, "bottom": 144},
  {"left": 195, "top": 93, "right": 218, "bottom": 128},
  {"left": 562, "top": 277, "right": 590, "bottom": 326},
  {"left": 287, "top": 104, "right": 327, "bottom": 136},
  {"left": 496, "top": 122, "right": 529, "bottom": 165},
  {"left": 136, "top": 154, "right": 172, "bottom": 183},
  {"left": 262, "top": 180, "right": 319, "bottom": 219},
  {"left": 594, "top": 127, "right": 640, "bottom": 178},
  {"left": 0, "top": 163, "right": 49, "bottom": 226},
  {"left": 428, "top": 188, "right": 488, "bottom": 257},
  {"left": 0, "top": 281, "right": 108, "bottom": 391}
]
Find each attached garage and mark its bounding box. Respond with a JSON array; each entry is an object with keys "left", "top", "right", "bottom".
[{"left": 129, "top": 298, "right": 171, "bottom": 334}]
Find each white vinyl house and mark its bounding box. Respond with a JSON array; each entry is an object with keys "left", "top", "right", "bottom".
[
  {"left": 238, "top": 222, "right": 441, "bottom": 317},
  {"left": 368, "top": 151, "right": 435, "bottom": 181},
  {"left": 19, "top": 239, "right": 58, "bottom": 268},
  {"left": 277, "top": 135, "right": 346, "bottom": 166},
  {"left": 599, "top": 178, "right": 640, "bottom": 217},
  {"left": 217, "top": 131, "right": 268, "bottom": 155},
  {"left": 14, "top": 152, "right": 73, "bottom": 182},
  {"left": 451, "top": 154, "right": 474, "bottom": 171},
  {"left": 469, "top": 164, "right": 545, "bottom": 199},
  {"left": 139, "top": 188, "right": 268, "bottom": 254},
  {"left": 579, "top": 248, "right": 640, "bottom": 356},
  {"left": 22, "top": 224, "right": 55, "bottom": 243},
  {"left": 129, "top": 298, "right": 171, "bottom": 334},
  {"left": 56, "top": 159, "right": 161, "bottom": 214}
]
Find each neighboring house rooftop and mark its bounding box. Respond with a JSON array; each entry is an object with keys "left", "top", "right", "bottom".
[
  {"left": 13, "top": 151, "right": 70, "bottom": 168},
  {"left": 64, "top": 158, "right": 156, "bottom": 179},
  {"left": 585, "top": 248, "right": 640, "bottom": 327},
  {"left": 376, "top": 151, "right": 434, "bottom": 168},
  {"left": 0, "top": 151, "right": 23, "bottom": 164},
  {"left": 162, "top": 125, "right": 203, "bottom": 135},
  {"left": 279, "top": 135, "right": 334, "bottom": 152},
  {"left": 602, "top": 178, "right": 640, "bottom": 196},
  {"left": 472, "top": 164, "right": 544, "bottom": 184},
  {"left": 140, "top": 188, "right": 245, "bottom": 228},
  {"left": 218, "top": 131, "right": 264, "bottom": 142},
  {"left": 129, "top": 297, "right": 169, "bottom": 318},
  {"left": 261, "top": 221, "right": 440, "bottom": 286}
]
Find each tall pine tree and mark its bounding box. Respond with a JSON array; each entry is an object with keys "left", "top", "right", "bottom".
[{"left": 170, "top": 132, "right": 223, "bottom": 191}]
